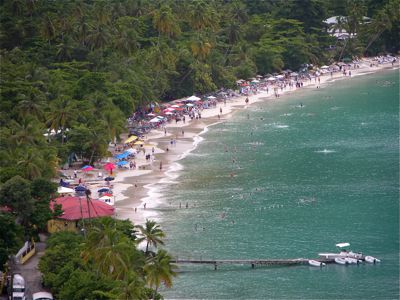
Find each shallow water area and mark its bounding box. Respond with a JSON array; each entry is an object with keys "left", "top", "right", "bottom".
[{"left": 158, "top": 70, "right": 399, "bottom": 299}]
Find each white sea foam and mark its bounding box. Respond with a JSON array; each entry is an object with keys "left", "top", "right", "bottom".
[
  {"left": 315, "top": 149, "right": 336, "bottom": 154},
  {"left": 275, "top": 124, "right": 289, "bottom": 129}
]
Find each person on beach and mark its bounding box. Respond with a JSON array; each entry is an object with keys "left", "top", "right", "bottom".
[
  {"left": 159, "top": 161, "right": 163, "bottom": 170},
  {"left": 218, "top": 114, "right": 220, "bottom": 120},
  {"left": 220, "top": 107, "right": 222, "bottom": 114},
  {"left": 245, "top": 97, "right": 249, "bottom": 104},
  {"left": 164, "top": 128, "right": 167, "bottom": 135},
  {"left": 74, "top": 170, "right": 77, "bottom": 178},
  {"left": 144, "top": 203, "right": 146, "bottom": 209},
  {"left": 182, "top": 129, "right": 184, "bottom": 136}
]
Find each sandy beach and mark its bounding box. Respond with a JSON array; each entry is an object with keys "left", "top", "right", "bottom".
[{"left": 107, "top": 58, "right": 398, "bottom": 225}]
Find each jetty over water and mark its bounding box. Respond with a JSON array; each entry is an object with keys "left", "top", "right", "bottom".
[{"left": 172, "top": 258, "right": 333, "bottom": 270}]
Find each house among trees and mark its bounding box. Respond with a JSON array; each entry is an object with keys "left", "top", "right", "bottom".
[{"left": 48, "top": 196, "right": 114, "bottom": 233}]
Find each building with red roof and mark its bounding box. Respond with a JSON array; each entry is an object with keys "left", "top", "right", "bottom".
[{"left": 48, "top": 196, "right": 114, "bottom": 233}]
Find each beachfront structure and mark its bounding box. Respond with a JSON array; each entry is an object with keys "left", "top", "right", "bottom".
[
  {"left": 47, "top": 196, "right": 114, "bottom": 233},
  {"left": 324, "top": 16, "right": 371, "bottom": 40}
]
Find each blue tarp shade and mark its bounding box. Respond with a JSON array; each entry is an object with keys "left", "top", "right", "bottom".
[
  {"left": 75, "top": 186, "right": 86, "bottom": 191},
  {"left": 116, "top": 160, "right": 129, "bottom": 166},
  {"left": 104, "top": 177, "right": 115, "bottom": 181},
  {"left": 98, "top": 188, "right": 110, "bottom": 193},
  {"left": 114, "top": 151, "right": 131, "bottom": 160}
]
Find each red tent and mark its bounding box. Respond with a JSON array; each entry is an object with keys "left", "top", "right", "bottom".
[{"left": 51, "top": 196, "right": 114, "bottom": 221}]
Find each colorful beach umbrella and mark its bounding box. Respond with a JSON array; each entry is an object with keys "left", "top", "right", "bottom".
[
  {"left": 82, "top": 165, "right": 94, "bottom": 172},
  {"left": 124, "top": 135, "right": 138, "bottom": 144},
  {"left": 104, "top": 162, "right": 116, "bottom": 175},
  {"left": 75, "top": 186, "right": 87, "bottom": 192},
  {"left": 116, "top": 160, "right": 129, "bottom": 166}
]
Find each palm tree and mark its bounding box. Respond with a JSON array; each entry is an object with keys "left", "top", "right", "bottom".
[
  {"left": 10, "top": 117, "right": 43, "bottom": 147},
  {"left": 16, "top": 86, "right": 45, "bottom": 120},
  {"left": 94, "top": 271, "right": 147, "bottom": 300},
  {"left": 82, "top": 218, "right": 141, "bottom": 280},
  {"left": 40, "top": 13, "right": 56, "bottom": 45},
  {"left": 17, "top": 149, "right": 44, "bottom": 180},
  {"left": 102, "top": 109, "right": 125, "bottom": 143},
  {"left": 152, "top": 5, "right": 181, "bottom": 39},
  {"left": 46, "top": 95, "right": 77, "bottom": 144},
  {"left": 144, "top": 249, "right": 177, "bottom": 299},
  {"left": 135, "top": 219, "right": 165, "bottom": 254}
]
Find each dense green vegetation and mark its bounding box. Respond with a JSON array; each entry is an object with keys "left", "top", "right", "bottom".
[
  {"left": 0, "top": 0, "right": 398, "bottom": 177},
  {"left": 0, "top": 0, "right": 398, "bottom": 297},
  {"left": 38, "top": 217, "right": 176, "bottom": 299}
]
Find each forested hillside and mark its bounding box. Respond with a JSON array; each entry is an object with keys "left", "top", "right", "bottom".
[{"left": 1, "top": 0, "right": 398, "bottom": 179}]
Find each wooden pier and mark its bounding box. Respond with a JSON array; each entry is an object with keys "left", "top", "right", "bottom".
[{"left": 172, "top": 258, "right": 333, "bottom": 270}]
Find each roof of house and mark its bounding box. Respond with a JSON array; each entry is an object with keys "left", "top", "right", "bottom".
[{"left": 51, "top": 196, "right": 114, "bottom": 221}]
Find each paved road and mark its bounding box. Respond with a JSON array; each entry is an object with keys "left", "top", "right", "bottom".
[{"left": 4, "top": 235, "right": 49, "bottom": 300}]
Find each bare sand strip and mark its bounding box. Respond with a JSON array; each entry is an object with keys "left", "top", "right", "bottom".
[{"left": 113, "top": 60, "right": 398, "bottom": 225}]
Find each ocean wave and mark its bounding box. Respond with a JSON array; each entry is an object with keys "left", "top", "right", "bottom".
[{"left": 315, "top": 149, "right": 336, "bottom": 154}]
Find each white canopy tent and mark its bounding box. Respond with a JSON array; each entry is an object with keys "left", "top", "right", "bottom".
[
  {"left": 57, "top": 186, "right": 75, "bottom": 194},
  {"left": 187, "top": 95, "right": 201, "bottom": 101}
]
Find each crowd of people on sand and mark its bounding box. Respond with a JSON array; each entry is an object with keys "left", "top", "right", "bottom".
[{"left": 57, "top": 55, "right": 397, "bottom": 212}]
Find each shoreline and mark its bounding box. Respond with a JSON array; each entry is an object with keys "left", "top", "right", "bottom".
[{"left": 113, "top": 60, "right": 398, "bottom": 225}]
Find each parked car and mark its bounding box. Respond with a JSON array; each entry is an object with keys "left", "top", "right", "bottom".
[
  {"left": 32, "top": 292, "right": 54, "bottom": 300},
  {"left": 10, "top": 274, "right": 26, "bottom": 300}
]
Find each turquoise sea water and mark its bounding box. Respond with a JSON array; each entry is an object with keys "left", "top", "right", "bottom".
[{"left": 157, "top": 70, "right": 399, "bottom": 299}]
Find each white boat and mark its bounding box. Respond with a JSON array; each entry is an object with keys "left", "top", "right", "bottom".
[
  {"left": 345, "top": 257, "right": 359, "bottom": 264},
  {"left": 319, "top": 242, "right": 363, "bottom": 260},
  {"left": 365, "top": 256, "right": 381, "bottom": 263},
  {"left": 335, "top": 257, "right": 347, "bottom": 265},
  {"left": 308, "top": 260, "right": 326, "bottom": 267}
]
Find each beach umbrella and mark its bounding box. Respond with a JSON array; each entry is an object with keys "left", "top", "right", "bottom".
[
  {"left": 251, "top": 79, "right": 260, "bottom": 83},
  {"left": 101, "top": 192, "right": 113, "bottom": 197},
  {"left": 207, "top": 96, "right": 216, "bottom": 99},
  {"left": 124, "top": 135, "right": 138, "bottom": 144},
  {"left": 149, "top": 117, "right": 161, "bottom": 123},
  {"left": 321, "top": 65, "right": 330, "bottom": 69},
  {"left": 75, "top": 186, "right": 87, "bottom": 192},
  {"left": 104, "top": 162, "right": 115, "bottom": 171},
  {"left": 171, "top": 105, "right": 180, "bottom": 108},
  {"left": 186, "top": 103, "right": 195, "bottom": 107},
  {"left": 147, "top": 113, "right": 156, "bottom": 117},
  {"left": 290, "top": 72, "right": 299, "bottom": 77},
  {"left": 165, "top": 112, "right": 174, "bottom": 115},
  {"left": 267, "top": 77, "right": 276, "bottom": 81},
  {"left": 276, "top": 75, "right": 285, "bottom": 79},
  {"left": 104, "top": 176, "right": 115, "bottom": 181},
  {"left": 114, "top": 152, "right": 129, "bottom": 159},
  {"left": 125, "top": 148, "right": 136, "bottom": 154},
  {"left": 82, "top": 165, "right": 94, "bottom": 172},
  {"left": 134, "top": 140, "right": 144, "bottom": 145},
  {"left": 187, "top": 95, "right": 201, "bottom": 101},
  {"left": 116, "top": 160, "right": 129, "bottom": 166},
  {"left": 57, "top": 186, "right": 75, "bottom": 194},
  {"left": 98, "top": 187, "right": 110, "bottom": 193}
]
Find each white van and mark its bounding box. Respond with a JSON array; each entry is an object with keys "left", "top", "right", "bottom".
[
  {"left": 11, "top": 274, "right": 26, "bottom": 300},
  {"left": 32, "top": 292, "right": 54, "bottom": 300}
]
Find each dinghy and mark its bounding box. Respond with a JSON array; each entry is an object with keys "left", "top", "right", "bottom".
[
  {"left": 334, "top": 257, "right": 347, "bottom": 265},
  {"left": 308, "top": 260, "right": 326, "bottom": 267},
  {"left": 365, "top": 256, "right": 381, "bottom": 263},
  {"left": 345, "top": 257, "right": 359, "bottom": 264}
]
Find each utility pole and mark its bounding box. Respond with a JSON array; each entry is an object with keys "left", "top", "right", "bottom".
[{"left": 78, "top": 196, "right": 86, "bottom": 238}]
